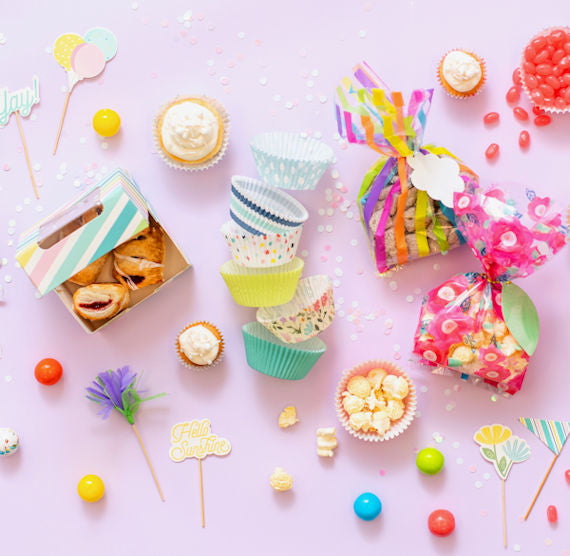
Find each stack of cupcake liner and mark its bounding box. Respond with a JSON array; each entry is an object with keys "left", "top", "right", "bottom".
[{"left": 219, "top": 132, "right": 335, "bottom": 380}]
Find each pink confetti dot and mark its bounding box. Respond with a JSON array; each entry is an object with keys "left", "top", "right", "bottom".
[
  {"left": 324, "top": 244, "right": 331, "bottom": 251},
  {"left": 331, "top": 202, "right": 338, "bottom": 208},
  {"left": 340, "top": 142, "right": 347, "bottom": 150},
  {"left": 237, "top": 53, "right": 244, "bottom": 61},
  {"left": 208, "top": 24, "right": 215, "bottom": 31},
  {"left": 469, "top": 465, "right": 477, "bottom": 473},
  {"left": 481, "top": 509, "right": 487, "bottom": 517},
  {"left": 356, "top": 268, "right": 364, "bottom": 275},
  {"left": 190, "top": 37, "right": 198, "bottom": 45},
  {"left": 160, "top": 20, "right": 169, "bottom": 28},
  {"left": 220, "top": 76, "right": 229, "bottom": 85},
  {"left": 340, "top": 186, "right": 349, "bottom": 193},
  {"left": 216, "top": 47, "right": 223, "bottom": 54},
  {"left": 3, "top": 163, "right": 11, "bottom": 171},
  {"left": 227, "top": 60, "right": 235, "bottom": 68},
  {"left": 393, "top": 353, "right": 401, "bottom": 360},
  {"left": 197, "top": 13, "right": 204, "bottom": 21},
  {"left": 141, "top": 16, "right": 149, "bottom": 24},
  {"left": 384, "top": 329, "right": 392, "bottom": 335},
  {"left": 379, "top": 469, "right": 386, "bottom": 476},
  {"left": 254, "top": 39, "right": 261, "bottom": 46},
  {"left": 150, "top": 72, "right": 157, "bottom": 78},
  {"left": 320, "top": 256, "right": 327, "bottom": 262},
  {"left": 180, "top": 30, "right": 188, "bottom": 38}
]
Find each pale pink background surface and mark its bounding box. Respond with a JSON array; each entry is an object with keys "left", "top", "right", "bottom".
[{"left": 0, "top": 1, "right": 569, "bottom": 555}]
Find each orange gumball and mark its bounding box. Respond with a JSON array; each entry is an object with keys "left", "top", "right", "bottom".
[{"left": 34, "top": 358, "right": 63, "bottom": 385}]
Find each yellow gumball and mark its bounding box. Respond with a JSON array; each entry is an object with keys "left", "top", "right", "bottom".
[
  {"left": 77, "top": 474, "right": 105, "bottom": 503},
  {"left": 93, "top": 109, "right": 121, "bottom": 137}
]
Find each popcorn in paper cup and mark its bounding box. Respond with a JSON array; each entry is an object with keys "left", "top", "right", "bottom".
[
  {"left": 335, "top": 360, "right": 417, "bottom": 442},
  {"left": 256, "top": 275, "right": 334, "bottom": 343},
  {"left": 152, "top": 95, "right": 230, "bottom": 172},
  {"left": 220, "top": 220, "right": 302, "bottom": 268},
  {"left": 250, "top": 131, "right": 334, "bottom": 191},
  {"left": 242, "top": 322, "right": 326, "bottom": 380},
  {"left": 220, "top": 257, "right": 304, "bottom": 307}
]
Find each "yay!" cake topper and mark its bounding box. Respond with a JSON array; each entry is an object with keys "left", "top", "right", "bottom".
[{"left": 169, "top": 419, "right": 231, "bottom": 528}]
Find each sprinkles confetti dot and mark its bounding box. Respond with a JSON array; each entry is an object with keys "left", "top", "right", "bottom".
[
  {"left": 405, "top": 295, "right": 414, "bottom": 303},
  {"left": 358, "top": 30, "right": 367, "bottom": 38},
  {"left": 420, "top": 386, "right": 428, "bottom": 393},
  {"left": 389, "top": 281, "right": 398, "bottom": 291},
  {"left": 469, "top": 465, "right": 477, "bottom": 473},
  {"left": 475, "top": 481, "right": 483, "bottom": 489},
  {"left": 513, "top": 545, "right": 521, "bottom": 552},
  {"left": 456, "top": 458, "right": 464, "bottom": 465}
]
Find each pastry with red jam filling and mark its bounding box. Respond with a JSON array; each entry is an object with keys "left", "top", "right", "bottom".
[{"left": 73, "top": 283, "right": 130, "bottom": 321}]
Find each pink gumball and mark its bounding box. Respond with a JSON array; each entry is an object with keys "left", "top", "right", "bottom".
[{"left": 71, "top": 43, "right": 105, "bottom": 79}]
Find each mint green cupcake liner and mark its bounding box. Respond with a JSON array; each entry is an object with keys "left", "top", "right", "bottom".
[
  {"left": 250, "top": 132, "right": 334, "bottom": 191},
  {"left": 242, "top": 322, "right": 326, "bottom": 380}
]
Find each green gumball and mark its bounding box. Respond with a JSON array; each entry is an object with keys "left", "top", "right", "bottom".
[{"left": 416, "top": 447, "right": 445, "bottom": 475}]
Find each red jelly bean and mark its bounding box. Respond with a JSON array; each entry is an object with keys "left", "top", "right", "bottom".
[
  {"left": 531, "top": 90, "right": 544, "bottom": 104},
  {"left": 483, "top": 112, "right": 500, "bottom": 125},
  {"left": 524, "top": 46, "right": 537, "bottom": 62},
  {"left": 532, "top": 105, "right": 544, "bottom": 115},
  {"left": 534, "top": 49, "right": 550, "bottom": 64},
  {"left": 532, "top": 36, "right": 547, "bottom": 50},
  {"left": 564, "top": 42, "right": 570, "bottom": 54},
  {"left": 506, "top": 86, "right": 520, "bottom": 103},
  {"left": 554, "top": 97, "right": 566, "bottom": 110},
  {"left": 559, "top": 56, "right": 570, "bottom": 70},
  {"left": 547, "top": 505, "right": 558, "bottom": 523},
  {"left": 526, "top": 74, "right": 539, "bottom": 89},
  {"left": 552, "top": 65, "right": 563, "bottom": 77},
  {"left": 535, "top": 114, "right": 552, "bottom": 126},
  {"left": 565, "top": 88, "right": 570, "bottom": 102},
  {"left": 545, "top": 75, "right": 561, "bottom": 89},
  {"left": 546, "top": 45, "right": 555, "bottom": 57},
  {"left": 543, "top": 96, "right": 554, "bottom": 106},
  {"left": 485, "top": 143, "right": 499, "bottom": 159},
  {"left": 513, "top": 68, "right": 522, "bottom": 86},
  {"left": 519, "top": 130, "right": 530, "bottom": 148},
  {"left": 536, "top": 63, "right": 554, "bottom": 76},
  {"left": 552, "top": 49, "right": 565, "bottom": 64},
  {"left": 538, "top": 83, "right": 555, "bottom": 98},
  {"left": 549, "top": 30, "right": 565, "bottom": 45},
  {"left": 565, "top": 469, "right": 570, "bottom": 483},
  {"left": 513, "top": 107, "right": 529, "bottom": 121},
  {"left": 562, "top": 73, "right": 570, "bottom": 86},
  {"left": 522, "top": 61, "right": 536, "bottom": 74}
]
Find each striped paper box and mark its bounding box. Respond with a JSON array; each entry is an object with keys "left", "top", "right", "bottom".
[{"left": 16, "top": 169, "right": 150, "bottom": 296}]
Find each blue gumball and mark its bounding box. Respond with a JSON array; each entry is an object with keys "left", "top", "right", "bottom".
[
  {"left": 353, "top": 492, "right": 382, "bottom": 521},
  {"left": 84, "top": 27, "right": 118, "bottom": 62}
]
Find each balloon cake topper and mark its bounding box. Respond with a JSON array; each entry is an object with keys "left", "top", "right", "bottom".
[
  {"left": 0, "top": 76, "right": 40, "bottom": 198},
  {"left": 169, "top": 419, "right": 231, "bottom": 528},
  {"left": 52, "top": 27, "right": 118, "bottom": 155}
]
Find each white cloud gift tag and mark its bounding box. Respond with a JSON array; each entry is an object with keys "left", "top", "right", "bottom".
[{"left": 407, "top": 152, "right": 464, "bottom": 208}]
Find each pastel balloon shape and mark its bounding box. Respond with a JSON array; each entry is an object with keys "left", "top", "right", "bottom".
[
  {"left": 53, "top": 33, "right": 84, "bottom": 71},
  {"left": 71, "top": 43, "right": 106, "bottom": 79},
  {"left": 84, "top": 27, "right": 118, "bottom": 61}
]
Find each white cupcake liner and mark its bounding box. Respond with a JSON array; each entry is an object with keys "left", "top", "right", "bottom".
[
  {"left": 250, "top": 131, "right": 334, "bottom": 191},
  {"left": 230, "top": 175, "right": 309, "bottom": 235},
  {"left": 220, "top": 220, "right": 302, "bottom": 268},
  {"left": 436, "top": 49, "right": 487, "bottom": 99},
  {"left": 519, "top": 26, "right": 570, "bottom": 114},
  {"left": 230, "top": 196, "right": 304, "bottom": 236},
  {"left": 153, "top": 95, "right": 230, "bottom": 171},
  {"left": 175, "top": 321, "right": 224, "bottom": 370},
  {"left": 256, "top": 275, "right": 335, "bottom": 343},
  {"left": 335, "top": 360, "right": 417, "bottom": 442}
]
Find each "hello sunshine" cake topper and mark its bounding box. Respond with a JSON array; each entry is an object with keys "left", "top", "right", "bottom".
[{"left": 169, "top": 418, "right": 231, "bottom": 528}]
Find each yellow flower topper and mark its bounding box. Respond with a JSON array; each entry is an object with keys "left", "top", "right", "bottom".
[{"left": 474, "top": 424, "right": 511, "bottom": 447}]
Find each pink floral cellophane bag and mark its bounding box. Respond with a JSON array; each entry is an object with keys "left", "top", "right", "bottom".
[{"left": 413, "top": 182, "right": 567, "bottom": 396}]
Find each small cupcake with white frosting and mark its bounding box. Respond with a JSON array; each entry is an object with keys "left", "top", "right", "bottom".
[
  {"left": 154, "top": 96, "right": 229, "bottom": 171},
  {"left": 438, "top": 49, "right": 486, "bottom": 99},
  {"left": 176, "top": 321, "right": 224, "bottom": 369}
]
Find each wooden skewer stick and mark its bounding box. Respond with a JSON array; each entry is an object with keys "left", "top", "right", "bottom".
[
  {"left": 131, "top": 423, "right": 165, "bottom": 502},
  {"left": 501, "top": 479, "right": 507, "bottom": 548},
  {"left": 53, "top": 91, "right": 72, "bottom": 156},
  {"left": 199, "top": 459, "right": 205, "bottom": 528},
  {"left": 14, "top": 112, "right": 39, "bottom": 199},
  {"left": 524, "top": 453, "right": 558, "bottom": 521}
]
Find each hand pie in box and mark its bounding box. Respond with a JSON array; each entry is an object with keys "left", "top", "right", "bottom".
[
  {"left": 413, "top": 184, "right": 567, "bottom": 395},
  {"left": 16, "top": 169, "right": 191, "bottom": 333},
  {"left": 335, "top": 61, "right": 479, "bottom": 274}
]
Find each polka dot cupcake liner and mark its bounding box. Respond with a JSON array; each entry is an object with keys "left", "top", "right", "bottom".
[
  {"left": 250, "top": 131, "right": 334, "bottom": 191},
  {"left": 175, "top": 321, "right": 224, "bottom": 370},
  {"left": 220, "top": 220, "right": 302, "bottom": 268},
  {"left": 335, "top": 360, "right": 417, "bottom": 443},
  {"left": 152, "top": 94, "right": 230, "bottom": 172},
  {"left": 436, "top": 49, "right": 487, "bottom": 99}
]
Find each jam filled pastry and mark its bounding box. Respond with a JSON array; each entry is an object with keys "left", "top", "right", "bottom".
[
  {"left": 73, "top": 283, "right": 130, "bottom": 321},
  {"left": 113, "top": 225, "right": 165, "bottom": 289},
  {"left": 68, "top": 253, "right": 110, "bottom": 286}
]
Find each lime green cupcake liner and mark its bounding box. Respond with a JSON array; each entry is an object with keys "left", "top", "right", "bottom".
[
  {"left": 220, "top": 257, "right": 303, "bottom": 307},
  {"left": 242, "top": 322, "right": 326, "bottom": 380}
]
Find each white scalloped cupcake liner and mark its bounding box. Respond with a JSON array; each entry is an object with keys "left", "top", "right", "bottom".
[
  {"left": 175, "top": 321, "right": 225, "bottom": 370},
  {"left": 436, "top": 49, "right": 487, "bottom": 100},
  {"left": 250, "top": 131, "right": 334, "bottom": 191},
  {"left": 153, "top": 95, "right": 230, "bottom": 171},
  {"left": 256, "top": 275, "right": 335, "bottom": 343},
  {"left": 220, "top": 220, "right": 302, "bottom": 268},
  {"left": 335, "top": 360, "right": 417, "bottom": 442},
  {"left": 519, "top": 26, "right": 570, "bottom": 114}
]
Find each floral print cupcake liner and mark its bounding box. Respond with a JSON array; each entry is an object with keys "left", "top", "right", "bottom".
[{"left": 256, "top": 275, "right": 334, "bottom": 343}]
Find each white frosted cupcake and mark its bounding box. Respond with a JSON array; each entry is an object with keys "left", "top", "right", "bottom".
[
  {"left": 175, "top": 321, "right": 224, "bottom": 369},
  {"left": 153, "top": 96, "right": 229, "bottom": 171},
  {"left": 437, "top": 49, "right": 486, "bottom": 99}
]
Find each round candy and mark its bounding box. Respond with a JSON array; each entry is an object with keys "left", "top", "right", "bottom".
[
  {"left": 506, "top": 86, "right": 520, "bottom": 103},
  {"left": 34, "top": 358, "right": 63, "bottom": 386},
  {"left": 485, "top": 143, "right": 500, "bottom": 160},
  {"left": 78, "top": 474, "right": 105, "bottom": 503},
  {"left": 416, "top": 447, "right": 445, "bottom": 475},
  {"left": 353, "top": 492, "right": 382, "bottom": 521},
  {"left": 483, "top": 112, "right": 500, "bottom": 125},
  {"left": 93, "top": 109, "right": 121, "bottom": 137},
  {"left": 513, "top": 107, "right": 529, "bottom": 121},
  {"left": 565, "top": 469, "right": 570, "bottom": 483},
  {"left": 519, "top": 130, "right": 530, "bottom": 148},
  {"left": 428, "top": 509, "right": 455, "bottom": 536},
  {"left": 0, "top": 428, "right": 19, "bottom": 456},
  {"left": 547, "top": 505, "right": 558, "bottom": 523}
]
